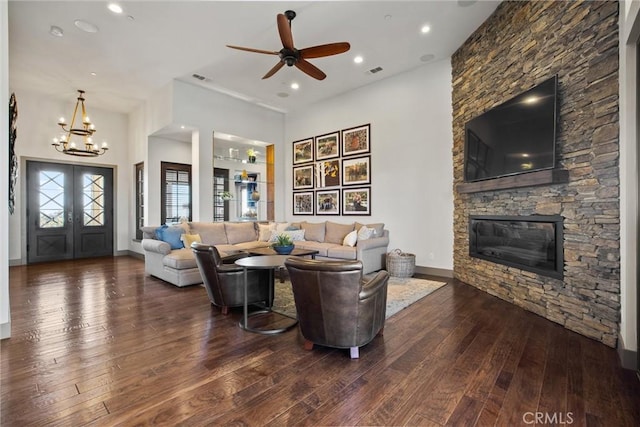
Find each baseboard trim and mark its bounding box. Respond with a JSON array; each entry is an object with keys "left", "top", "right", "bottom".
[
  {"left": 126, "top": 250, "right": 144, "bottom": 260},
  {"left": 415, "top": 265, "right": 453, "bottom": 278},
  {"left": 617, "top": 334, "right": 638, "bottom": 371},
  {"left": 9, "top": 259, "right": 22, "bottom": 266},
  {"left": 0, "top": 321, "right": 11, "bottom": 339}
]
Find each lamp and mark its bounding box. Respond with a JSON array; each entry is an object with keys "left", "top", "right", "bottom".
[{"left": 52, "top": 90, "right": 108, "bottom": 157}]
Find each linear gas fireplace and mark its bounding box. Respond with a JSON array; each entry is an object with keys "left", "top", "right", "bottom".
[{"left": 469, "top": 215, "right": 564, "bottom": 279}]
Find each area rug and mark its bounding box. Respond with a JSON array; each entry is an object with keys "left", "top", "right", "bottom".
[{"left": 273, "top": 275, "right": 446, "bottom": 319}]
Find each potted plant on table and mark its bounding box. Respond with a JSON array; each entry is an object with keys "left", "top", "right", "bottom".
[{"left": 272, "top": 233, "right": 295, "bottom": 255}]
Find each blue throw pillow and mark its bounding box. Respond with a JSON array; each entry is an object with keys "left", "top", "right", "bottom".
[{"left": 156, "top": 225, "right": 184, "bottom": 249}]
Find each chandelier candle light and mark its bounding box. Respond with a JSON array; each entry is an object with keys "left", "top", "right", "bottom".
[{"left": 52, "top": 90, "right": 108, "bottom": 157}]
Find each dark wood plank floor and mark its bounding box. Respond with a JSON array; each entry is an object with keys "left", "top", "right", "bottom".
[{"left": 2, "top": 257, "right": 639, "bottom": 426}]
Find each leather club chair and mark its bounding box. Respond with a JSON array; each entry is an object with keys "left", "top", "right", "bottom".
[
  {"left": 191, "top": 242, "right": 271, "bottom": 315},
  {"left": 284, "top": 257, "right": 389, "bottom": 359}
]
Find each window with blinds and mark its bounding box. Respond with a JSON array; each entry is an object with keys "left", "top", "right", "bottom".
[{"left": 161, "top": 162, "right": 192, "bottom": 225}]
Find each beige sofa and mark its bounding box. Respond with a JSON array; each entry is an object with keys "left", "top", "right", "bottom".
[{"left": 141, "top": 220, "right": 389, "bottom": 287}]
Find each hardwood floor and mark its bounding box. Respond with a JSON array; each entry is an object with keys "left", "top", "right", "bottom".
[{"left": 2, "top": 257, "right": 639, "bottom": 426}]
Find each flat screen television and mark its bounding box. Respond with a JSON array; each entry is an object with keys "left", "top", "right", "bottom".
[{"left": 464, "top": 75, "right": 558, "bottom": 182}]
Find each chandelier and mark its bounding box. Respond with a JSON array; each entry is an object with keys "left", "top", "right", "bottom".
[{"left": 51, "top": 90, "right": 108, "bottom": 157}]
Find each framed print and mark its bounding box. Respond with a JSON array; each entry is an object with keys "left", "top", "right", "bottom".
[
  {"left": 315, "top": 131, "right": 340, "bottom": 160},
  {"left": 293, "top": 191, "right": 314, "bottom": 215},
  {"left": 316, "top": 190, "right": 340, "bottom": 215},
  {"left": 315, "top": 159, "right": 341, "bottom": 188},
  {"left": 342, "top": 124, "right": 370, "bottom": 157},
  {"left": 293, "top": 138, "right": 314, "bottom": 164},
  {"left": 342, "top": 155, "right": 370, "bottom": 186},
  {"left": 342, "top": 187, "right": 371, "bottom": 215},
  {"left": 293, "top": 165, "right": 314, "bottom": 190}
]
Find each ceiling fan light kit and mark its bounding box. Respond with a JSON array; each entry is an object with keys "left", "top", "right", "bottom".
[{"left": 227, "top": 10, "right": 350, "bottom": 81}]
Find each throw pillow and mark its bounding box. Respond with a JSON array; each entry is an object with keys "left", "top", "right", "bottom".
[
  {"left": 275, "top": 222, "right": 290, "bottom": 233},
  {"left": 343, "top": 230, "right": 358, "bottom": 247},
  {"left": 156, "top": 225, "right": 185, "bottom": 249},
  {"left": 258, "top": 223, "right": 276, "bottom": 241},
  {"left": 181, "top": 233, "right": 202, "bottom": 247},
  {"left": 269, "top": 229, "right": 305, "bottom": 242},
  {"left": 325, "top": 221, "right": 355, "bottom": 244},
  {"left": 301, "top": 221, "right": 325, "bottom": 242},
  {"left": 357, "top": 226, "right": 374, "bottom": 241}
]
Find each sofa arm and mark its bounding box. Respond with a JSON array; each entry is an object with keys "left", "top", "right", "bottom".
[
  {"left": 356, "top": 233, "right": 389, "bottom": 252},
  {"left": 359, "top": 270, "right": 389, "bottom": 300},
  {"left": 141, "top": 238, "right": 172, "bottom": 256}
]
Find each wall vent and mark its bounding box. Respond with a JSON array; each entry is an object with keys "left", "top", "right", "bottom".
[
  {"left": 369, "top": 66, "right": 383, "bottom": 74},
  {"left": 192, "top": 73, "right": 206, "bottom": 81}
]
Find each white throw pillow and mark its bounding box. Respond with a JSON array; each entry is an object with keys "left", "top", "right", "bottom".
[
  {"left": 357, "top": 226, "right": 374, "bottom": 241},
  {"left": 269, "top": 229, "right": 305, "bottom": 242},
  {"left": 258, "top": 223, "right": 276, "bottom": 241},
  {"left": 343, "top": 230, "right": 358, "bottom": 247}
]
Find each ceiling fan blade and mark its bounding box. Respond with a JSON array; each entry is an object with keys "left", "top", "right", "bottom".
[
  {"left": 277, "top": 13, "right": 294, "bottom": 50},
  {"left": 226, "top": 45, "right": 279, "bottom": 55},
  {"left": 295, "top": 59, "right": 326, "bottom": 80},
  {"left": 262, "top": 61, "right": 285, "bottom": 79},
  {"left": 300, "top": 42, "right": 351, "bottom": 59}
]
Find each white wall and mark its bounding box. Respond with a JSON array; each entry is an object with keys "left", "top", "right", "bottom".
[
  {"left": 1, "top": 0, "right": 11, "bottom": 338},
  {"left": 8, "top": 89, "right": 129, "bottom": 263},
  {"left": 619, "top": 0, "right": 640, "bottom": 356},
  {"left": 285, "top": 59, "right": 454, "bottom": 271}
]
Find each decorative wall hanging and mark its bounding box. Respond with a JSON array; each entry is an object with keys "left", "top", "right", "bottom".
[
  {"left": 293, "top": 191, "right": 314, "bottom": 215},
  {"left": 342, "top": 187, "right": 371, "bottom": 215},
  {"left": 293, "top": 138, "right": 314, "bottom": 164},
  {"left": 315, "top": 131, "right": 340, "bottom": 160},
  {"left": 342, "top": 124, "right": 370, "bottom": 157},
  {"left": 292, "top": 123, "right": 372, "bottom": 216},
  {"left": 9, "top": 93, "right": 18, "bottom": 214},
  {"left": 316, "top": 189, "right": 340, "bottom": 215}
]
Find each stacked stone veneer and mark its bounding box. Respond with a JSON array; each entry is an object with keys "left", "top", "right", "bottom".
[{"left": 452, "top": 1, "right": 620, "bottom": 347}]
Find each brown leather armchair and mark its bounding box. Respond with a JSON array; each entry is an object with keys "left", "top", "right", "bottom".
[
  {"left": 191, "top": 243, "right": 271, "bottom": 315},
  {"left": 284, "top": 257, "right": 389, "bottom": 359}
]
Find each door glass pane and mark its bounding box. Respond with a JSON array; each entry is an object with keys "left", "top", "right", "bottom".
[
  {"left": 165, "top": 170, "right": 190, "bottom": 223},
  {"left": 83, "top": 174, "right": 105, "bottom": 226},
  {"left": 39, "top": 171, "right": 65, "bottom": 228}
]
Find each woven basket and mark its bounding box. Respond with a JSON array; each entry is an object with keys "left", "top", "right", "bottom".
[{"left": 386, "top": 249, "right": 416, "bottom": 278}]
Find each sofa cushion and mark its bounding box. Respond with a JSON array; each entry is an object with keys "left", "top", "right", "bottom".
[
  {"left": 327, "top": 245, "right": 357, "bottom": 260},
  {"left": 163, "top": 248, "right": 197, "bottom": 270},
  {"left": 190, "top": 222, "right": 228, "bottom": 245},
  {"left": 301, "top": 221, "right": 326, "bottom": 242},
  {"left": 225, "top": 222, "right": 257, "bottom": 244},
  {"left": 294, "top": 241, "right": 338, "bottom": 257},
  {"left": 156, "top": 225, "right": 187, "bottom": 249},
  {"left": 325, "top": 221, "right": 354, "bottom": 244},
  {"left": 232, "top": 241, "right": 273, "bottom": 251},
  {"left": 257, "top": 222, "right": 276, "bottom": 241},
  {"left": 356, "top": 222, "right": 385, "bottom": 237}
]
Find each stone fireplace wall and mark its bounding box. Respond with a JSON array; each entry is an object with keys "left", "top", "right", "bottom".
[{"left": 452, "top": 0, "right": 620, "bottom": 347}]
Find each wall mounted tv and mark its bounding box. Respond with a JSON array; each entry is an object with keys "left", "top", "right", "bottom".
[{"left": 464, "top": 75, "right": 558, "bottom": 182}]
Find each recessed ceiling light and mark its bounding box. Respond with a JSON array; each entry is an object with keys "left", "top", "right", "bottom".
[
  {"left": 107, "top": 3, "right": 123, "bottom": 14},
  {"left": 90, "top": 72, "right": 97, "bottom": 76},
  {"left": 421, "top": 25, "right": 431, "bottom": 34},
  {"left": 277, "top": 92, "right": 289, "bottom": 98},
  {"left": 49, "top": 25, "right": 64, "bottom": 37},
  {"left": 354, "top": 56, "right": 364, "bottom": 64},
  {"left": 290, "top": 83, "right": 299, "bottom": 90},
  {"left": 74, "top": 20, "right": 99, "bottom": 33},
  {"left": 180, "top": 125, "right": 185, "bottom": 129}
]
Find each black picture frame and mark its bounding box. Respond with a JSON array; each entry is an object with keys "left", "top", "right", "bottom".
[
  {"left": 316, "top": 189, "right": 340, "bottom": 215},
  {"left": 341, "top": 124, "right": 370, "bottom": 157},
  {"left": 315, "top": 131, "right": 340, "bottom": 160},
  {"left": 293, "top": 138, "right": 314, "bottom": 164},
  {"left": 293, "top": 191, "right": 314, "bottom": 215},
  {"left": 342, "top": 187, "right": 371, "bottom": 216}
]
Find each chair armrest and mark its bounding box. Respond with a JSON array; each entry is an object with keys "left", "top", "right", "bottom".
[
  {"left": 359, "top": 270, "right": 389, "bottom": 300},
  {"left": 141, "top": 238, "right": 171, "bottom": 255}
]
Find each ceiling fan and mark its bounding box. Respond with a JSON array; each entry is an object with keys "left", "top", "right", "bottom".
[{"left": 226, "top": 10, "right": 350, "bottom": 81}]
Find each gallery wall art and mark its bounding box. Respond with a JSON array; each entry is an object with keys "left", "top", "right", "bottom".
[{"left": 292, "top": 124, "right": 371, "bottom": 216}]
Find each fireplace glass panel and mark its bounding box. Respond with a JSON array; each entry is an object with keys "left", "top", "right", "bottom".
[{"left": 469, "top": 215, "right": 563, "bottom": 279}]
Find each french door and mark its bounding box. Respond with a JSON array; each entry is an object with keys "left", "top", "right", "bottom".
[{"left": 26, "top": 161, "right": 114, "bottom": 263}]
